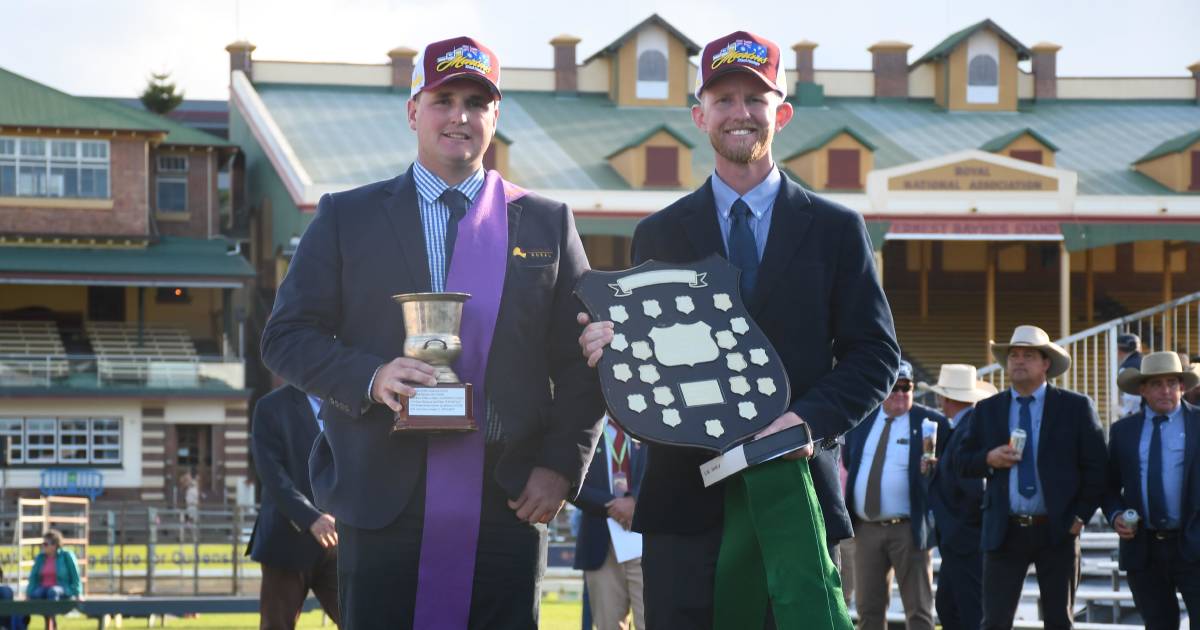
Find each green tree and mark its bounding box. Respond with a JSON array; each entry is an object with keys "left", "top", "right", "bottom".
[{"left": 140, "top": 72, "right": 184, "bottom": 115}]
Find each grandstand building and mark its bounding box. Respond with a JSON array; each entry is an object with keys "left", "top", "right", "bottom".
[
  {"left": 0, "top": 68, "right": 254, "bottom": 504},
  {"left": 230, "top": 16, "right": 1200, "bottom": 426}
]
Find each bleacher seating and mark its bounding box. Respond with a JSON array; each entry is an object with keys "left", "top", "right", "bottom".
[
  {"left": 85, "top": 322, "right": 198, "bottom": 384},
  {"left": 0, "top": 320, "right": 68, "bottom": 378}
]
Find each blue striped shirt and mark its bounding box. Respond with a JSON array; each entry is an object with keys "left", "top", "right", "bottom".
[{"left": 411, "top": 162, "right": 486, "bottom": 291}]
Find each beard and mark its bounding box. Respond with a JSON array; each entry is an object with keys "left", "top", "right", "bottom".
[{"left": 708, "top": 120, "right": 772, "bottom": 164}]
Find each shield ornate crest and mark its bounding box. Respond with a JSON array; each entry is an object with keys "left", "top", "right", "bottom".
[{"left": 575, "top": 255, "right": 793, "bottom": 455}]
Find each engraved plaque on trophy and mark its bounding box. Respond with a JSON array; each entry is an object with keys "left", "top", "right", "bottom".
[
  {"left": 575, "top": 255, "right": 813, "bottom": 487},
  {"left": 390, "top": 292, "right": 477, "bottom": 433}
]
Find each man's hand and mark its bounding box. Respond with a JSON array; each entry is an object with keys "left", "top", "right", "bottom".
[
  {"left": 1113, "top": 513, "right": 1137, "bottom": 540},
  {"left": 986, "top": 445, "right": 1022, "bottom": 469},
  {"left": 577, "top": 313, "right": 614, "bottom": 368},
  {"left": 753, "top": 412, "right": 814, "bottom": 461},
  {"left": 920, "top": 457, "right": 938, "bottom": 475},
  {"left": 309, "top": 513, "right": 338, "bottom": 548},
  {"left": 370, "top": 357, "right": 439, "bottom": 412},
  {"left": 606, "top": 496, "right": 636, "bottom": 530},
  {"left": 508, "top": 467, "right": 570, "bottom": 525}
]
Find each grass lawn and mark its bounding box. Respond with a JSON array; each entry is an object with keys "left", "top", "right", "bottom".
[{"left": 42, "top": 598, "right": 584, "bottom": 629}]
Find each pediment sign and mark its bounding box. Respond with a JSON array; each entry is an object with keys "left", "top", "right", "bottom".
[{"left": 888, "top": 158, "right": 1058, "bottom": 192}]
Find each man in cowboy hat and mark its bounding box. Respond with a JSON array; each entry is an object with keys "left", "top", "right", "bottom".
[
  {"left": 920, "top": 365, "right": 996, "bottom": 630},
  {"left": 956, "top": 325, "right": 1108, "bottom": 630},
  {"left": 1118, "top": 333, "right": 1146, "bottom": 416},
  {"left": 1102, "top": 351, "right": 1200, "bottom": 630},
  {"left": 843, "top": 360, "right": 947, "bottom": 630}
]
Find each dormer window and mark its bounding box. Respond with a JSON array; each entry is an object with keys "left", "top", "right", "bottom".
[
  {"left": 645, "top": 146, "right": 679, "bottom": 186},
  {"left": 1009, "top": 150, "right": 1042, "bottom": 165},
  {"left": 827, "top": 149, "right": 861, "bottom": 189},
  {"left": 966, "top": 32, "right": 1000, "bottom": 104},
  {"left": 636, "top": 28, "right": 670, "bottom": 99}
]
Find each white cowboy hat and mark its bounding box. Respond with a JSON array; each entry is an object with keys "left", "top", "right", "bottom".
[
  {"left": 917, "top": 364, "right": 997, "bottom": 404},
  {"left": 1117, "top": 351, "right": 1200, "bottom": 395},
  {"left": 989, "top": 325, "right": 1071, "bottom": 379}
]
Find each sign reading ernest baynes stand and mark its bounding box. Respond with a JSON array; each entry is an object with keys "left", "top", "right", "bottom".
[
  {"left": 390, "top": 292, "right": 477, "bottom": 432},
  {"left": 575, "top": 255, "right": 810, "bottom": 487}
]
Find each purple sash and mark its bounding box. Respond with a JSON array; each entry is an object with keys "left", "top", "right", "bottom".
[{"left": 412, "top": 171, "right": 526, "bottom": 629}]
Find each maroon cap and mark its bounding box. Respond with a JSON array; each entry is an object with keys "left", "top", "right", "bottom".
[
  {"left": 411, "top": 36, "right": 501, "bottom": 100},
  {"left": 695, "top": 31, "right": 785, "bottom": 99}
]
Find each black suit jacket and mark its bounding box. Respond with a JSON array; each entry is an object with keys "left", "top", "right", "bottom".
[
  {"left": 261, "top": 167, "right": 606, "bottom": 529},
  {"left": 928, "top": 408, "right": 986, "bottom": 555},
  {"left": 956, "top": 385, "right": 1107, "bottom": 551},
  {"left": 1101, "top": 403, "right": 1200, "bottom": 571},
  {"left": 843, "top": 403, "right": 947, "bottom": 550},
  {"left": 571, "top": 425, "right": 648, "bottom": 571},
  {"left": 246, "top": 385, "right": 325, "bottom": 571},
  {"left": 628, "top": 171, "right": 901, "bottom": 539}
]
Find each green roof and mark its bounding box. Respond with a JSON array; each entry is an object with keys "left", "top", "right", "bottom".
[
  {"left": 979, "top": 128, "right": 1060, "bottom": 153},
  {"left": 604, "top": 124, "right": 695, "bottom": 159},
  {"left": 584, "top": 13, "right": 701, "bottom": 63},
  {"left": 0, "top": 67, "right": 166, "bottom": 133},
  {"left": 1134, "top": 129, "right": 1200, "bottom": 164},
  {"left": 86, "top": 98, "right": 234, "bottom": 148},
  {"left": 912, "top": 19, "right": 1031, "bottom": 67},
  {"left": 0, "top": 237, "right": 255, "bottom": 282},
  {"left": 782, "top": 126, "right": 878, "bottom": 161}
]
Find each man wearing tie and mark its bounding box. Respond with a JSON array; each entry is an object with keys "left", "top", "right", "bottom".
[
  {"left": 571, "top": 416, "right": 647, "bottom": 630},
  {"left": 919, "top": 365, "right": 996, "bottom": 630},
  {"left": 957, "top": 325, "right": 1108, "bottom": 630},
  {"left": 1103, "top": 351, "right": 1200, "bottom": 630},
  {"left": 843, "top": 360, "right": 947, "bottom": 630}
]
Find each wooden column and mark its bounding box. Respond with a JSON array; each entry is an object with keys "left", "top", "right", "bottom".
[
  {"left": 1060, "top": 242, "right": 1071, "bottom": 339},
  {"left": 1085, "top": 249, "right": 1095, "bottom": 325},
  {"left": 1164, "top": 242, "right": 1175, "bottom": 349},
  {"left": 919, "top": 241, "right": 930, "bottom": 322},
  {"left": 986, "top": 245, "right": 996, "bottom": 364}
]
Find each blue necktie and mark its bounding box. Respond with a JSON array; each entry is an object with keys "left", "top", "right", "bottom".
[
  {"left": 1149, "top": 415, "right": 1170, "bottom": 529},
  {"left": 727, "top": 198, "right": 759, "bottom": 300},
  {"left": 1017, "top": 396, "right": 1037, "bottom": 498},
  {"left": 440, "top": 189, "right": 470, "bottom": 278}
]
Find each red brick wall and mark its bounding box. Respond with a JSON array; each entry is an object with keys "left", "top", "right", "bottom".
[
  {"left": 0, "top": 137, "right": 150, "bottom": 237},
  {"left": 154, "top": 148, "right": 219, "bottom": 239}
]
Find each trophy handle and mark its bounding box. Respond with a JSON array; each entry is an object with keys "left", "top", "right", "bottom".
[{"left": 423, "top": 339, "right": 448, "bottom": 350}]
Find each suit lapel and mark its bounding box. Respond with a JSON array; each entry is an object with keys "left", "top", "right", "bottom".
[
  {"left": 749, "top": 174, "right": 813, "bottom": 315},
  {"left": 1037, "top": 386, "right": 1059, "bottom": 483},
  {"left": 1126, "top": 417, "right": 1147, "bottom": 516},
  {"left": 1183, "top": 404, "right": 1200, "bottom": 500},
  {"left": 993, "top": 392, "right": 1014, "bottom": 499},
  {"left": 382, "top": 166, "right": 432, "bottom": 292},
  {"left": 681, "top": 179, "right": 726, "bottom": 261},
  {"left": 908, "top": 408, "right": 924, "bottom": 491},
  {"left": 505, "top": 199, "right": 525, "bottom": 257}
]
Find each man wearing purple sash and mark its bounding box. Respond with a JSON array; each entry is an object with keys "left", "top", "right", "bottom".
[{"left": 261, "top": 36, "right": 605, "bottom": 629}]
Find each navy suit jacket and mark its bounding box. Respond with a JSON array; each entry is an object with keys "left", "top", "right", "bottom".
[
  {"left": 1101, "top": 402, "right": 1200, "bottom": 571},
  {"left": 627, "top": 171, "right": 901, "bottom": 540},
  {"left": 844, "top": 403, "right": 947, "bottom": 550},
  {"left": 571, "top": 426, "right": 648, "bottom": 571},
  {"left": 261, "top": 167, "right": 606, "bottom": 529},
  {"left": 956, "top": 385, "right": 1108, "bottom": 551},
  {"left": 928, "top": 408, "right": 986, "bottom": 555},
  {"left": 246, "top": 385, "right": 325, "bottom": 571}
]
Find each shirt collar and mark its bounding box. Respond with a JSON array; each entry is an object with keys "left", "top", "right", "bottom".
[
  {"left": 877, "top": 407, "right": 910, "bottom": 423},
  {"left": 306, "top": 395, "right": 323, "bottom": 427},
  {"left": 950, "top": 406, "right": 972, "bottom": 428},
  {"left": 1145, "top": 403, "right": 1184, "bottom": 423},
  {"left": 412, "top": 160, "right": 486, "bottom": 206},
  {"left": 1011, "top": 382, "right": 1048, "bottom": 405},
  {"left": 711, "top": 166, "right": 782, "bottom": 222}
]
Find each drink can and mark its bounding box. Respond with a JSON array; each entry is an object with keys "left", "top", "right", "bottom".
[
  {"left": 1123, "top": 509, "right": 1140, "bottom": 526},
  {"left": 1009, "top": 428, "right": 1027, "bottom": 453}
]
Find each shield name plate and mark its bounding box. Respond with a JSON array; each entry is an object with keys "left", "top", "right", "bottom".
[{"left": 575, "top": 255, "right": 812, "bottom": 486}]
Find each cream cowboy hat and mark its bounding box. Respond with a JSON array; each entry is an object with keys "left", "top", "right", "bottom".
[
  {"left": 989, "top": 325, "right": 1072, "bottom": 379},
  {"left": 1117, "top": 350, "right": 1200, "bottom": 395},
  {"left": 917, "top": 364, "right": 997, "bottom": 404}
]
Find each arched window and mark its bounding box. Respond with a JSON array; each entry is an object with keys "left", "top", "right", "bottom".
[
  {"left": 968, "top": 54, "right": 998, "bottom": 86},
  {"left": 637, "top": 50, "right": 668, "bottom": 82}
]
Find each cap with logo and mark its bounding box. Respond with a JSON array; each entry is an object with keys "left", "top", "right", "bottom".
[
  {"left": 411, "top": 36, "right": 501, "bottom": 100},
  {"left": 695, "top": 31, "right": 785, "bottom": 99}
]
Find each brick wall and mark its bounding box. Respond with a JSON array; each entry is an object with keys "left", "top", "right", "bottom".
[{"left": 154, "top": 147, "right": 220, "bottom": 239}]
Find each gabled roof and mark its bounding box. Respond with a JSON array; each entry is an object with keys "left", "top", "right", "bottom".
[
  {"left": 980, "top": 128, "right": 1060, "bottom": 153},
  {"left": 85, "top": 98, "right": 234, "bottom": 148},
  {"left": 1134, "top": 130, "right": 1200, "bottom": 164},
  {"left": 583, "top": 14, "right": 702, "bottom": 63},
  {"left": 912, "top": 19, "right": 1031, "bottom": 67},
  {"left": 782, "top": 126, "right": 878, "bottom": 161},
  {"left": 605, "top": 124, "right": 695, "bottom": 159},
  {"left": 0, "top": 66, "right": 167, "bottom": 133}
]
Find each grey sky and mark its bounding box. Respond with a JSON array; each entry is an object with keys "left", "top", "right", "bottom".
[{"left": 3, "top": 0, "right": 1197, "bottom": 100}]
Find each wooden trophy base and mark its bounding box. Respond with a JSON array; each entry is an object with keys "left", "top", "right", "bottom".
[{"left": 392, "top": 383, "right": 477, "bottom": 432}]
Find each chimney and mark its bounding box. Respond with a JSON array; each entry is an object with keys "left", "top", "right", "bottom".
[
  {"left": 1031, "top": 42, "right": 1061, "bottom": 101},
  {"left": 225, "top": 41, "right": 256, "bottom": 81},
  {"left": 869, "top": 41, "right": 911, "bottom": 99},
  {"left": 550, "top": 34, "right": 581, "bottom": 95},
  {"left": 791, "top": 40, "right": 818, "bottom": 86},
  {"left": 388, "top": 47, "right": 419, "bottom": 91},
  {"left": 1190, "top": 61, "right": 1200, "bottom": 105}
]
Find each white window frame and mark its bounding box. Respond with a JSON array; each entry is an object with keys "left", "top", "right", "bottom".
[
  {"left": 0, "top": 417, "right": 122, "bottom": 465},
  {"left": 635, "top": 26, "right": 671, "bottom": 100},
  {"left": 0, "top": 136, "right": 111, "bottom": 199},
  {"left": 0, "top": 417, "right": 22, "bottom": 465},
  {"left": 91, "top": 418, "right": 122, "bottom": 464},
  {"left": 157, "top": 155, "right": 188, "bottom": 173},
  {"left": 58, "top": 418, "right": 90, "bottom": 464},
  {"left": 24, "top": 417, "right": 57, "bottom": 464}
]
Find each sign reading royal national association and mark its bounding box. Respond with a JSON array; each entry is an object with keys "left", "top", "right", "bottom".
[{"left": 888, "top": 158, "right": 1059, "bottom": 192}]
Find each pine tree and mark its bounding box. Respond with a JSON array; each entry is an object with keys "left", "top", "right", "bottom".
[{"left": 140, "top": 72, "right": 185, "bottom": 115}]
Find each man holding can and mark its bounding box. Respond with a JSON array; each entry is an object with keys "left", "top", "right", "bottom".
[
  {"left": 1103, "top": 351, "right": 1200, "bottom": 630},
  {"left": 956, "top": 325, "right": 1107, "bottom": 630}
]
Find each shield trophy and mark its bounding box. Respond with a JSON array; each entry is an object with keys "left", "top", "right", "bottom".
[
  {"left": 390, "top": 292, "right": 477, "bottom": 432},
  {"left": 574, "top": 254, "right": 814, "bottom": 487}
]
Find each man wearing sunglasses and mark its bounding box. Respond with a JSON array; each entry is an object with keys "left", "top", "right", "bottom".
[{"left": 843, "top": 360, "right": 948, "bottom": 630}]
